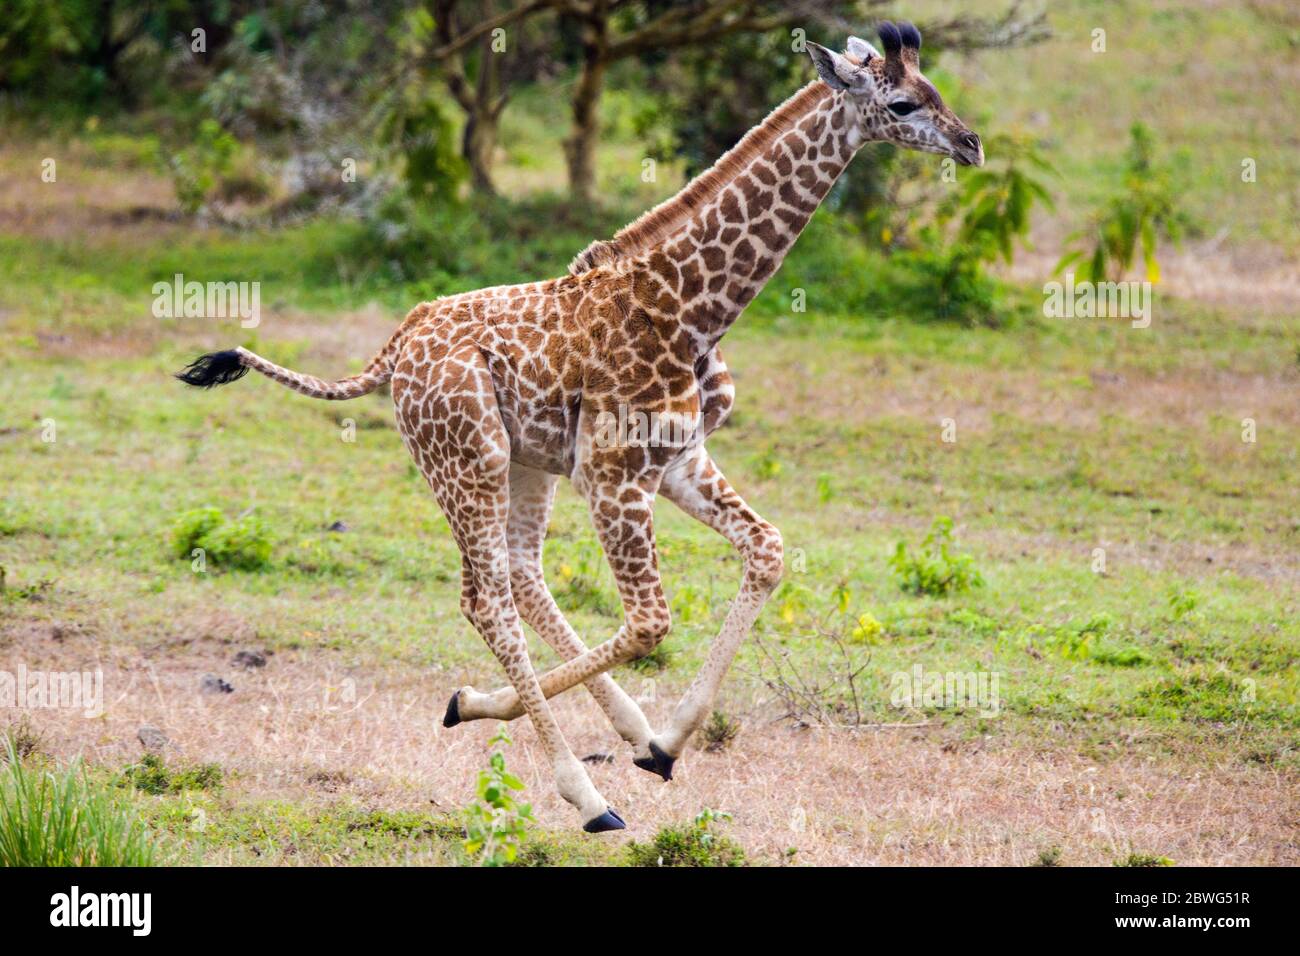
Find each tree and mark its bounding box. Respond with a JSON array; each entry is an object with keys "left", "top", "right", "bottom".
[
  {"left": 558, "top": 1, "right": 812, "bottom": 202},
  {"left": 429, "top": 0, "right": 557, "bottom": 195}
]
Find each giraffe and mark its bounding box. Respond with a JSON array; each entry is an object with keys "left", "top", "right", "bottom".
[{"left": 176, "top": 21, "right": 982, "bottom": 832}]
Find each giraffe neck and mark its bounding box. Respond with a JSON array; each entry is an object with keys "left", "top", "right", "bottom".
[{"left": 648, "top": 84, "right": 861, "bottom": 354}]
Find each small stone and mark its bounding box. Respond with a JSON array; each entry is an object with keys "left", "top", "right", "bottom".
[
  {"left": 327, "top": 520, "right": 349, "bottom": 533},
  {"left": 200, "top": 674, "right": 234, "bottom": 695},
  {"left": 232, "top": 649, "right": 268, "bottom": 670},
  {"left": 138, "top": 726, "right": 168, "bottom": 751}
]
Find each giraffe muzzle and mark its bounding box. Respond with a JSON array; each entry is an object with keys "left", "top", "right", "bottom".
[{"left": 955, "top": 132, "right": 984, "bottom": 167}]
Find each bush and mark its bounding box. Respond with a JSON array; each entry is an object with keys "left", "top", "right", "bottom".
[
  {"left": 1057, "top": 123, "right": 1191, "bottom": 283},
  {"left": 698, "top": 711, "right": 740, "bottom": 752},
  {"left": 116, "top": 754, "right": 224, "bottom": 796},
  {"left": 626, "top": 808, "right": 746, "bottom": 867},
  {"left": 170, "top": 507, "right": 272, "bottom": 571},
  {"left": 167, "top": 119, "right": 241, "bottom": 215},
  {"left": 1033, "top": 845, "right": 1064, "bottom": 867},
  {"left": 889, "top": 517, "right": 985, "bottom": 597},
  {"left": 0, "top": 738, "right": 159, "bottom": 866}
]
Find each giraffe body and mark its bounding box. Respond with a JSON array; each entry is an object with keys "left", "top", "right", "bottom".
[{"left": 178, "top": 21, "right": 981, "bottom": 830}]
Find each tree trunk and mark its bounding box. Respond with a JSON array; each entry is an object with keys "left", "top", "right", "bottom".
[
  {"left": 564, "top": 19, "right": 608, "bottom": 203},
  {"left": 462, "top": 111, "right": 500, "bottom": 195}
]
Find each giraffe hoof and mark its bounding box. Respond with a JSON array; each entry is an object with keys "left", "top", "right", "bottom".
[
  {"left": 583, "top": 808, "right": 627, "bottom": 834},
  {"left": 632, "top": 741, "right": 675, "bottom": 782},
  {"left": 442, "top": 691, "right": 462, "bottom": 728}
]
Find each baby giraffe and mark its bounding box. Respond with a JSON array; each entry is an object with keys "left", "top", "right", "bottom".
[{"left": 178, "top": 21, "right": 982, "bottom": 832}]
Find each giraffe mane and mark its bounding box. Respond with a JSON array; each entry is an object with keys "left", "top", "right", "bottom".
[{"left": 568, "top": 81, "right": 834, "bottom": 276}]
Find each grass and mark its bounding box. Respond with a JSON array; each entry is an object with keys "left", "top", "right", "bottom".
[
  {"left": 626, "top": 810, "right": 747, "bottom": 867},
  {"left": 0, "top": 739, "right": 160, "bottom": 866}
]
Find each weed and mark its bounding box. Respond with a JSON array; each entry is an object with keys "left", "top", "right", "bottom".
[
  {"left": 670, "top": 583, "right": 712, "bottom": 624},
  {"left": 463, "top": 726, "right": 534, "bottom": 867},
  {"left": 626, "top": 808, "right": 745, "bottom": 867},
  {"left": 1167, "top": 587, "right": 1201, "bottom": 621},
  {"left": 1033, "top": 845, "right": 1064, "bottom": 867},
  {"left": 4, "top": 717, "right": 44, "bottom": 760},
  {"left": 117, "top": 754, "right": 224, "bottom": 795},
  {"left": 849, "top": 612, "right": 884, "bottom": 645},
  {"left": 1057, "top": 123, "right": 1191, "bottom": 282},
  {"left": 889, "top": 517, "right": 985, "bottom": 597},
  {"left": 627, "top": 641, "right": 673, "bottom": 674},
  {"left": 552, "top": 544, "right": 619, "bottom": 617},
  {"left": 1115, "top": 852, "right": 1174, "bottom": 868},
  {"left": 698, "top": 710, "right": 740, "bottom": 752},
  {"left": 170, "top": 507, "right": 272, "bottom": 571},
  {"left": 1133, "top": 671, "right": 1264, "bottom": 724}
]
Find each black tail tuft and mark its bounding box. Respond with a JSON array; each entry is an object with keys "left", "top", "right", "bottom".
[{"left": 176, "top": 350, "right": 248, "bottom": 388}]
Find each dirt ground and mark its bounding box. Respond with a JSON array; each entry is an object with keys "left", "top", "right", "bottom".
[{"left": 11, "top": 627, "right": 1296, "bottom": 866}]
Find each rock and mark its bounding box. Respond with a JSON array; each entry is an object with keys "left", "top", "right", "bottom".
[
  {"left": 138, "top": 726, "right": 168, "bottom": 751},
  {"left": 327, "top": 520, "right": 349, "bottom": 533},
  {"left": 200, "top": 674, "right": 234, "bottom": 695},
  {"left": 232, "top": 649, "right": 268, "bottom": 670}
]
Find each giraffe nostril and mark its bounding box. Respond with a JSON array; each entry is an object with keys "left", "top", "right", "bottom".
[{"left": 962, "top": 133, "right": 981, "bottom": 151}]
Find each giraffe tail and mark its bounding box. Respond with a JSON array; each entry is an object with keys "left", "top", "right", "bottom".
[{"left": 176, "top": 337, "right": 397, "bottom": 401}]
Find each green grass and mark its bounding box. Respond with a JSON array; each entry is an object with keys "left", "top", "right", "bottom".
[
  {"left": 138, "top": 797, "right": 623, "bottom": 867},
  {"left": 0, "top": 739, "right": 161, "bottom": 866}
]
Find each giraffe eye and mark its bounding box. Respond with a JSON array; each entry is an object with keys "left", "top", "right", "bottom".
[{"left": 888, "top": 101, "right": 920, "bottom": 117}]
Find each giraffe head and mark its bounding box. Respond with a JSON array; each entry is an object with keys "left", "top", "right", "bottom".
[{"left": 807, "top": 21, "right": 984, "bottom": 167}]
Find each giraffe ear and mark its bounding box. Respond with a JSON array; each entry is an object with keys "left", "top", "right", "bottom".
[
  {"left": 845, "top": 36, "right": 881, "bottom": 63},
  {"left": 807, "top": 42, "right": 871, "bottom": 92}
]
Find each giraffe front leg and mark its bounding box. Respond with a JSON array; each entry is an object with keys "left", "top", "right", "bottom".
[
  {"left": 445, "top": 464, "right": 655, "bottom": 762},
  {"left": 649, "top": 448, "right": 783, "bottom": 766},
  {"left": 447, "top": 479, "right": 673, "bottom": 741}
]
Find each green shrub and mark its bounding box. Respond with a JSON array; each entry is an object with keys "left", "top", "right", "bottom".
[
  {"left": 167, "top": 119, "right": 240, "bottom": 215},
  {"left": 627, "top": 641, "right": 674, "bottom": 674},
  {"left": 0, "top": 738, "right": 159, "bottom": 866},
  {"left": 698, "top": 710, "right": 740, "bottom": 752},
  {"left": 1167, "top": 587, "right": 1200, "bottom": 621},
  {"left": 1033, "top": 845, "right": 1064, "bottom": 867},
  {"left": 170, "top": 507, "right": 272, "bottom": 571},
  {"left": 1057, "top": 123, "right": 1191, "bottom": 283},
  {"left": 627, "top": 808, "right": 746, "bottom": 867},
  {"left": 1115, "top": 852, "right": 1174, "bottom": 868},
  {"left": 463, "top": 726, "right": 534, "bottom": 867},
  {"left": 171, "top": 506, "right": 224, "bottom": 558},
  {"left": 117, "top": 754, "right": 224, "bottom": 796},
  {"left": 889, "top": 517, "right": 984, "bottom": 597}
]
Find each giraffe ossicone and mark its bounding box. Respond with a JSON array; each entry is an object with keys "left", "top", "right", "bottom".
[{"left": 176, "top": 20, "right": 982, "bottom": 832}]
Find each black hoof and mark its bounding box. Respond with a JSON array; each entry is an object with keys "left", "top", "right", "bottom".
[
  {"left": 583, "top": 808, "right": 627, "bottom": 834},
  {"left": 442, "top": 691, "right": 461, "bottom": 728},
  {"left": 632, "top": 741, "right": 676, "bottom": 782}
]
